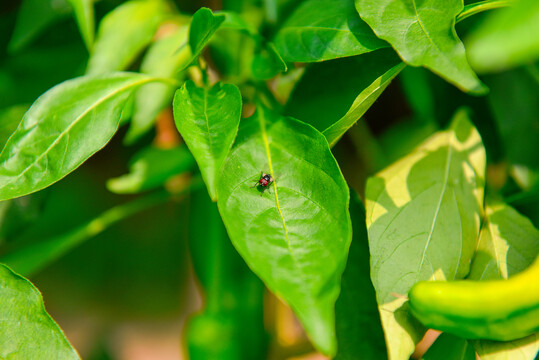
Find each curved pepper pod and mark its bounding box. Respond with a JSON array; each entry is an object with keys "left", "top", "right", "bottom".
[{"left": 408, "top": 256, "right": 539, "bottom": 341}]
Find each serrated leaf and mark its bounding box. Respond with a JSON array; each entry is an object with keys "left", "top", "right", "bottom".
[
  {"left": 216, "top": 106, "right": 351, "bottom": 355},
  {"left": 466, "top": 0, "right": 539, "bottom": 73},
  {"left": 8, "top": 0, "right": 72, "bottom": 53},
  {"left": 365, "top": 109, "right": 486, "bottom": 360},
  {"left": 66, "top": 0, "right": 95, "bottom": 51},
  {"left": 274, "top": 0, "right": 388, "bottom": 62},
  {"left": 422, "top": 333, "right": 475, "bottom": 360},
  {"left": 107, "top": 145, "right": 195, "bottom": 194},
  {"left": 335, "top": 193, "right": 387, "bottom": 360},
  {"left": 86, "top": 0, "right": 168, "bottom": 75},
  {"left": 0, "top": 72, "right": 159, "bottom": 201},
  {"left": 356, "top": 0, "right": 486, "bottom": 93},
  {"left": 125, "top": 26, "right": 191, "bottom": 144},
  {"left": 0, "top": 263, "right": 80, "bottom": 359},
  {"left": 173, "top": 81, "right": 241, "bottom": 201},
  {"left": 469, "top": 200, "right": 539, "bottom": 360},
  {"left": 285, "top": 48, "right": 402, "bottom": 135}
]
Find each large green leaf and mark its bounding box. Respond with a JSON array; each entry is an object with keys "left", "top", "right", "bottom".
[
  {"left": 355, "top": 0, "right": 485, "bottom": 93},
  {"left": 125, "top": 25, "right": 191, "bottom": 144},
  {"left": 466, "top": 0, "right": 539, "bottom": 73},
  {"left": 365, "top": 109, "right": 486, "bottom": 360},
  {"left": 273, "top": 0, "right": 388, "bottom": 62},
  {"left": 173, "top": 81, "right": 242, "bottom": 201},
  {"left": 66, "top": 0, "right": 95, "bottom": 51},
  {"left": 8, "top": 0, "right": 72, "bottom": 53},
  {"left": 216, "top": 106, "right": 351, "bottom": 356},
  {"left": 0, "top": 72, "right": 161, "bottom": 201},
  {"left": 107, "top": 145, "right": 195, "bottom": 194},
  {"left": 86, "top": 0, "right": 168, "bottom": 75},
  {"left": 422, "top": 333, "right": 475, "bottom": 360},
  {"left": 335, "top": 193, "right": 387, "bottom": 360},
  {"left": 468, "top": 200, "right": 539, "bottom": 360},
  {"left": 285, "top": 48, "right": 402, "bottom": 134},
  {"left": 0, "top": 105, "right": 27, "bottom": 150},
  {"left": 0, "top": 263, "right": 80, "bottom": 359}
]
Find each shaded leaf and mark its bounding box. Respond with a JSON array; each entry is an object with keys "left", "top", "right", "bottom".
[
  {"left": 274, "top": 0, "right": 388, "bottom": 62},
  {"left": 173, "top": 81, "right": 242, "bottom": 201},
  {"left": 323, "top": 61, "right": 405, "bottom": 147},
  {"left": 1, "top": 191, "right": 171, "bottom": 277},
  {"left": 422, "top": 333, "right": 475, "bottom": 360},
  {"left": 66, "top": 0, "right": 95, "bottom": 51},
  {"left": 216, "top": 106, "right": 351, "bottom": 355},
  {"left": 469, "top": 200, "right": 539, "bottom": 360},
  {"left": 251, "top": 43, "right": 287, "bottom": 80},
  {"left": 8, "top": 0, "right": 72, "bottom": 53},
  {"left": 486, "top": 68, "right": 539, "bottom": 169},
  {"left": 335, "top": 192, "right": 387, "bottom": 360},
  {"left": 285, "top": 48, "right": 402, "bottom": 134},
  {"left": 466, "top": 0, "right": 539, "bottom": 73},
  {"left": 0, "top": 72, "right": 160, "bottom": 201},
  {"left": 365, "top": 109, "right": 486, "bottom": 360},
  {"left": 107, "top": 145, "right": 195, "bottom": 194},
  {"left": 125, "top": 25, "right": 191, "bottom": 144},
  {"left": 86, "top": 0, "right": 168, "bottom": 75},
  {"left": 0, "top": 263, "right": 80, "bottom": 359},
  {"left": 355, "top": 0, "right": 486, "bottom": 93}
]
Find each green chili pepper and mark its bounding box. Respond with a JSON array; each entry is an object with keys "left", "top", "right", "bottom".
[{"left": 408, "top": 255, "right": 539, "bottom": 341}]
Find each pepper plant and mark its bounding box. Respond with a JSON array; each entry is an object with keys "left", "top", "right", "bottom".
[{"left": 0, "top": 0, "right": 538, "bottom": 359}]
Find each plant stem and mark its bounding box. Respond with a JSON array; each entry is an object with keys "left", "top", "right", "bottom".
[{"left": 456, "top": 0, "right": 513, "bottom": 23}]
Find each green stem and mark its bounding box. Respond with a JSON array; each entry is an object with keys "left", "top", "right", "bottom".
[
  {"left": 456, "top": 0, "right": 512, "bottom": 23},
  {"left": 1, "top": 181, "right": 201, "bottom": 277}
]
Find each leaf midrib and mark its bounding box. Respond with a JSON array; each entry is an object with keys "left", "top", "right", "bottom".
[
  {"left": 416, "top": 140, "right": 453, "bottom": 280},
  {"left": 0, "top": 76, "right": 154, "bottom": 190}
]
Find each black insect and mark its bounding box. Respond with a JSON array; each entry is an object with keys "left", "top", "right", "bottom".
[{"left": 251, "top": 171, "right": 274, "bottom": 196}]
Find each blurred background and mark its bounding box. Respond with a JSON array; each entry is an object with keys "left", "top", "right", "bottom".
[{"left": 0, "top": 0, "right": 538, "bottom": 359}]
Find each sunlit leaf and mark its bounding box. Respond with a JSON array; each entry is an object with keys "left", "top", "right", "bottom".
[
  {"left": 274, "top": 0, "right": 388, "bottom": 62},
  {"left": 0, "top": 72, "right": 162, "bottom": 201},
  {"left": 216, "top": 106, "right": 351, "bottom": 355},
  {"left": 173, "top": 81, "right": 242, "bottom": 201},
  {"left": 0, "top": 263, "right": 80, "bottom": 359},
  {"left": 355, "top": 0, "right": 486, "bottom": 93},
  {"left": 365, "top": 109, "right": 486, "bottom": 360},
  {"left": 468, "top": 199, "right": 539, "bottom": 360},
  {"left": 466, "top": 0, "right": 539, "bottom": 73},
  {"left": 86, "top": 0, "right": 168, "bottom": 74}
]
